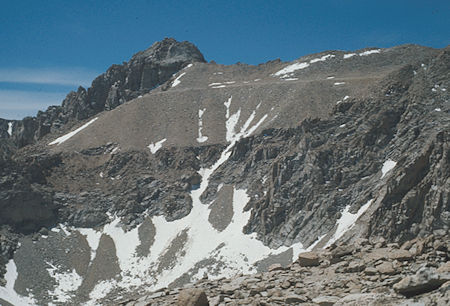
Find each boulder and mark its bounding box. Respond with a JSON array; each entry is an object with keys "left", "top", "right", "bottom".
[
  {"left": 312, "top": 295, "right": 340, "bottom": 305},
  {"left": 389, "top": 249, "right": 414, "bottom": 261},
  {"left": 297, "top": 252, "right": 320, "bottom": 267},
  {"left": 284, "top": 295, "right": 308, "bottom": 304},
  {"left": 268, "top": 263, "right": 284, "bottom": 272},
  {"left": 393, "top": 267, "right": 450, "bottom": 297},
  {"left": 376, "top": 262, "right": 396, "bottom": 275},
  {"left": 177, "top": 288, "right": 209, "bottom": 306}
]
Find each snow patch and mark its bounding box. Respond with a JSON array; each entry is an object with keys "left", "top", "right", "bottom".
[
  {"left": 148, "top": 138, "right": 167, "bottom": 154},
  {"left": 7, "top": 122, "right": 13, "bottom": 136},
  {"left": 274, "top": 62, "right": 309, "bottom": 77},
  {"left": 343, "top": 53, "right": 356, "bottom": 59},
  {"left": 327, "top": 76, "right": 335, "bottom": 79},
  {"left": 86, "top": 280, "right": 116, "bottom": 305},
  {"left": 381, "top": 159, "right": 397, "bottom": 178},
  {"left": 359, "top": 49, "right": 381, "bottom": 56},
  {"left": 284, "top": 78, "right": 298, "bottom": 81},
  {"left": 334, "top": 82, "right": 346, "bottom": 86},
  {"left": 171, "top": 72, "right": 186, "bottom": 87},
  {"left": 46, "top": 262, "right": 83, "bottom": 303},
  {"left": 0, "top": 260, "right": 37, "bottom": 305},
  {"left": 208, "top": 81, "right": 234, "bottom": 88},
  {"left": 344, "top": 49, "right": 381, "bottom": 58},
  {"left": 196, "top": 108, "right": 208, "bottom": 143},
  {"left": 325, "top": 199, "right": 374, "bottom": 248},
  {"left": 78, "top": 228, "right": 102, "bottom": 262},
  {"left": 225, "top": 109, "right": 241, "bottom": 142},
  {"left": 49, "top": 117, "right": 98, "bottom": 145},
  {"left": 309, "top": 54, "right": 335, "bottom": 63},
  {"left": 224, "top": 96, "right": 232, "bottom": 119},
  {"left": 435, "top": 108, "right": 441, "bottom": 112}
]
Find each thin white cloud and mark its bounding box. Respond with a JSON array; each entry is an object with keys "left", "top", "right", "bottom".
[
  {"left": 0, "top": 89, "right": 67, "bottom": 120},
  {"left": 0, "top": 67, "right": 98, "bottom": 87}
]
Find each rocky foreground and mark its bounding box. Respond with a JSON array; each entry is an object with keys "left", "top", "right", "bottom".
[{"left": 119, "top": 233, "right": 449, "bottom": 305}]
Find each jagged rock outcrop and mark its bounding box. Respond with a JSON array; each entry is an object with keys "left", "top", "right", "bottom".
[
  {"left": 0, "top": 152, "right": 62, "bottom": 233},
  {"left": 200, "top": 49, "right": 449, "bottom": 248},
  {"left": 0, "top": 38, "right": 206, "bottom": 147}
]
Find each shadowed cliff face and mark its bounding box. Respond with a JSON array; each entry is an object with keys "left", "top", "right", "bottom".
[
  {"left": 1, "top": 38, "right": 206, "bottom": 147},
  {"left": 0, "top": 43, "right": 448, "bottom": 304}
]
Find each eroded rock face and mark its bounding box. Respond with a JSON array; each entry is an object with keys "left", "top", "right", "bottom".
[
  {"left": 1, "top": 38, "right": 206, "bottom": 147},
  {"left": 0, "top": 153, "right": 61, "bottom": 233}
]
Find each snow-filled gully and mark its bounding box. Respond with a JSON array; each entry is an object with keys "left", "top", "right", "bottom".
[{"left": 1, "top": 97, "right": 377, "bottom": 305}]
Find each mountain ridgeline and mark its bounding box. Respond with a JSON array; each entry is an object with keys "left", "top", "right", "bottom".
[
  {"left": 0, "top": 39, "right": 448, "bottom": 305},
  {"left": 0, "top": 38, "right": 206, "bottom": 147}
]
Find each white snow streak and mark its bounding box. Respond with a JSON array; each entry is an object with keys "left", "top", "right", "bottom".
[
  {"left": 225, "top": 109, "right": 241, "bottom": 142},
  {"left": 209, "top": 81, "right": 235, "bottom": 89},
  {"left": 7, "top": 122, "right": 13, "bottom": 136},
  {"left": 196, "top": 108, "right": 208, "bottom": 143},
  {"left": 172, "top": 72, "right": 186, "bottom": 87},
  {"left": 344, "top": 49, "right": 381, "bottom": 59},
  {"left": 49, "top": 117, "right": 98, "bottom": 145},
  {"left": 148, "top": 138, "right": 167, "bottom": 154},
  {"left": 359, "top": 49, "right": 381, "bottom": 56},
  {"left": 0, "top": 260, "right": 37, "bottom": 305},
  {"left": 309, "top": 54, "right": 335, "bottom": 63},
  {"left": 325, "top": 199, "right": 374, "bottom": 248},
  {"left": 381, "top": 159, "right": 397, "bottom": 178},
  {"left": 274, "top": 62, "right": 310, "bottom": 77},
  {"left": 334, "top": 82, "right": 346, "bottom": 86},
  {"left": 224, "top": 96, "right": 232, "bottom": 119},
  {"left": 343, "top": 53, "right": 356, "bottom": 59},
  {"left": 78, "top": 228, "right": 102, "bottom": 262}
]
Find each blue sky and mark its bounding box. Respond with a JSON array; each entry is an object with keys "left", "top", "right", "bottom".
[{"left": 1, "top": 0, "right": 449, "bottom": 120}]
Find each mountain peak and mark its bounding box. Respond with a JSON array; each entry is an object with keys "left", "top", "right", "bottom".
[{"left": 130, "top": 37, "right": 206, "bottom": 64}]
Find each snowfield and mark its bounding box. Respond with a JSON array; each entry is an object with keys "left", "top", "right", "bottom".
[{"left": 48, "top": 117, "right": 98, "bottom": 145}]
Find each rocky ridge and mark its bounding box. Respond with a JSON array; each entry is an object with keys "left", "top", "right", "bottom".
[{"left": 1, "top": 38, "right": 205, "bottom": 147}]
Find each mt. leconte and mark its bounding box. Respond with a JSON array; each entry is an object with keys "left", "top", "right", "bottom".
[{"left": 0, "top": 39, "right": 448, "bottom": 305}]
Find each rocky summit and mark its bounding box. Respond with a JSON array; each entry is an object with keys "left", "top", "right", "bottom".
[{"left": 0, "top": 39, "right": 448, "bottom": 305}]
